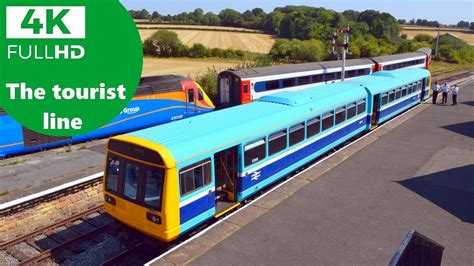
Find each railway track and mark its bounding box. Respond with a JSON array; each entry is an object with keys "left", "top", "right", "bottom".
[{"left": 1, "top": 71, "right": 472, "bottom": 265}]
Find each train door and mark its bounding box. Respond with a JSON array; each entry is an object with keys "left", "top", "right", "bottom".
[
  {"left": 214, "top": 146, "right": 239, "bottom": 217},
  {"left": 371, "top": 94, "right": 380, "bottom": 129},
  {"left": 240, "top": 80, "right": 251, "bottom": 104},
  {"left": 219, "top": 77, "right": 230, "bottom": 106},
  {"left": 186, "top": 88, "right": 197, "bottom": 112}
]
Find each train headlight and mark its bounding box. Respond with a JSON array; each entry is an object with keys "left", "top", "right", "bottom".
[
  {"left": 147, "top": 212, "right": 162, "bottom": 224},
  {"left": 105, "top": 194, "right": 116, "bottom": 206}
]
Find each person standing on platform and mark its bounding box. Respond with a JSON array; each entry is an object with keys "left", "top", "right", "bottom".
[
  {"left": 432, "top": 81, "right": 440, "bottom": 104},
  {"left": 441, "top": 82, "right": 449, "bottom": 104},
  {"left": 452, "top": 84, "right": 459, "bottom": 105}
]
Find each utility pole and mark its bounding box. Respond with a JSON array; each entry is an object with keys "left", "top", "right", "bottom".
[
  {"left": 434, "top": 24, "right": 440, "bottom": 59},
  {"left": 332, "top": 27, "right": 350, "bottom": 81}
]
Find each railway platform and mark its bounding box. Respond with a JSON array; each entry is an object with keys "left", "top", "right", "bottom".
[{"left": 151, "top": 79, "right": 474, "bottom": 265}]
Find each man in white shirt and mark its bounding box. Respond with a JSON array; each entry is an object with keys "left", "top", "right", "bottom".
[
  {"left": 441, "top": 82, "right": 449, "bottom": 104},
  {"left": 432, "top": 81, "right": 440, "bottom": 104},
  {"left": 452, "top": 84, "right": 459, "bottom": 105}
]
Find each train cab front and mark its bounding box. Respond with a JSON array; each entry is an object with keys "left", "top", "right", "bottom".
[{"left": 103, "top": 136, "right": 180, "bottom": 242}]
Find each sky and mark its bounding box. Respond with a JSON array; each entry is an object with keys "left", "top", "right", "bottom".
[{"left": 120, "top": 0, "right": 473, "bottom": 25}]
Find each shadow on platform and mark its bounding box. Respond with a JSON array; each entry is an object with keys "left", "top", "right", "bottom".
[
  {"left": 462, "top": 101, "right": 474, "bottom": 107},
  {"left": 398, "top": 164, "right": 474, "bottom": 224},
  {"left": 441, "top": 121, "right": 474, "bottom": 139}
]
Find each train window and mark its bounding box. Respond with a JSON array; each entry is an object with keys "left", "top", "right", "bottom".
[
  {"left": 298, "top": 76, "right": 311, "bottom": 85},
  {"left": 325, "top": 73, "right": 335, "bottom": 82},
  {"left": 283, "top": 78, "right": 295, "bottom": 88},
  {"left": 188, "top": 89, "right": 195, "bottom": 103},
  {"left": 407, "top": 84, "right": 412, "bottom": 94},
  {"left": 179, "top": 160, "right": 212, "bottom": 196},
  {"left": 198, "top": 89, "right": 204, "bottom": 101},
  {"left": 244, "top": 139, "right": 266, "bottom": 167},
  {"left": 381, "top": 93, "right": 389, "bottom": 106},
  {"left": 243, "top": 85, "right": 249, "bottom": 94},
  {"left": 346, "top": 103, "right": 357, "bottom": 119},
  {"left": 106, "top": 156, "right": 121, "bottom": 193},
  {"left": 357, "top": 99, "right": 366, "bottom": 115},
  {"left": 144, "top": 168, "right": 164, "bottom": 210},
  {"left": 395, "top": 88, "right": 401, "bottom": 99},
  {"left": 266, "top": 80, "right": 280, "bottom": 91},
  {"left": 269, "top": 130, "right": 287, "bottom": 156},
  {"left": 322, "top": 111, "right": 334, "bottom": 131},
  {"left": 357, "top": 69, "right": 367, "bottom": 77},
  {"left": 347, "top": 70, "right": 357, "bottom": 78},
  {"left": 335, "top": 107, "right": 346, "bottom": 125},
  {"left": 312, "top": 74, "right": 323, "bottom": 83},
  {"left": 307, "top": 116, "right": 321, "bottom": 138},
  {"left": 417, "top": 82, "right": 422, "bottom": 91},
  {"left": 124, "top": 162, "right": 140, "bottom": 200},
  {"left": 289, "top": 123, "right": 305, "bottom": 146},
  {"left": 401, "top": 87, "right": 407, "bottom": 97},
  {"left": 389, "top": 91, "right": 395, "bottom": 102}
]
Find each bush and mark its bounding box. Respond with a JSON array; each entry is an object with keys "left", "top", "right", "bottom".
[
  {"left": 414, "top": 34, "right": 433, "bottom": 42},
  {"left": 189, "top": 43, "right": 208, "bottom": 58},
  {"left": 194, "top": 67, "right": 219, "bottom": 103},
  {"left": 143, "top": 30, "right": 182, "bottom": 57}
]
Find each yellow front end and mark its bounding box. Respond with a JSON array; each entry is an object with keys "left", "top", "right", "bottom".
[{"left": 103, "top": 136, "right": 181, "bottom": 242}]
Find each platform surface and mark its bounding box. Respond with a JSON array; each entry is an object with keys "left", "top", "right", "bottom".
[{"left": 189, "top": 82, "right": 474, "bottom": 265}]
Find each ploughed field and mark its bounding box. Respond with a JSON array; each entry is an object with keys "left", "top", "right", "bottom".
[
  {"left": 138, "top": 27, "right": 275, "bottom": 54},
  {"left": 142, "top": 57, "right": 237, "bottom": 77},
  {"left": 402, "top": 25, "right": 474, "bottom": 45}
]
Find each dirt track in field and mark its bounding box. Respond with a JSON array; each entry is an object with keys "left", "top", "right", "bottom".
[
  {"left": 139, "top": 29, "right": 275, "bottom": 54},
  {"left": 142, "top": 57, "right": 237, "bottom": 77}
]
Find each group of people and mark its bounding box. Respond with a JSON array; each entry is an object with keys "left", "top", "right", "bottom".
[{"left": 432, "top": 81, "right": 459, "bottom": 105}]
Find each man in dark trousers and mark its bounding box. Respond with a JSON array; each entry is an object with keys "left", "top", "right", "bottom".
[
  {"left": 441, "top": 82, "right": 449, "bottom": 104},
  {"left": 432, "top": 81, "right": 440, "bottom": 104},
  {"left": 452, "top": 84, "right": 459, "bottom": 105}
]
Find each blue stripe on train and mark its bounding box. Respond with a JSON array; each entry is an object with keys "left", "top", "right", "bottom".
[
  {"left": 179, "top": 191, "right": 215, "bottom": 224},
  {"left": 379, "top": 93, "right": 420, "bottom": 122},
  {"left": 239, "top": 116, "right": 368, "bottom": 197}
]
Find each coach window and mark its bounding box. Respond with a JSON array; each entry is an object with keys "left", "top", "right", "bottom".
[
  {"left": 289, "top": 123, "right": 305, "bottom": 146},
  {"left": 381, "top": 93, "right": 389, "bottom": 106},
  {"left": 322, "top": 111, "right": 334, "bottom": 131},
  {"left": 307, "top": 116, "right": 321, "bottom": 138},
  {"left": 313, "top": 74, "right": 323, "bottom": 83},
  {"left": 346, "top": 102, "right": 357, "bottom": 119},
  {"left": 335, "top": 107, "right": 346, "bottom": 125},
  {"left": 401, "top": 86, "right": 407, "bottom": 97},
  {"left": 283, "top": 78, "right": 295, "bottom": 88},
  {"left": 124, "top": 162, "right": 140, "bottom": 200},
  {"left": 407, "top": 84, "right": 412, "bottom": 94},
  {"left": 144, "top": 168, "right": 164, "bottom": 210},
  {"left": 389, "top": 91, "right": 395, "bottom": 102},
  {"left": 347, "top": 70, "right": 357, "bottom": 78},
  {"left": 266, "top": 80, "right": 280, "bottom": 91},
  {"left": 357, "top": 99, "right": 366, "bottom": 115},
  {"left": 395, "top": 88, "right": 401, "bottom": 99},
  {"left": 198, "top": 89, "right": 204, "bottom": 101},
  {"left": 269, "top": 130, "right": 287, "bottom": 156},
  {"left": 106, "top": 156, "right": 121, "bottom": 193},
  {"left": 299, "top": 76, "right": 310, "bottom": 85},
  {"left": 417, "top": 81, "right": 422, "bottom": 91},
  {"left": 188, "top": 89, "right": 195, "bottom": 102},
  {"left": 325, "top": 73, "right": 335, "bottom": 82},
  {"left": 243, "top": 85, "right": 249, "bottom": 94},
  {"left": 180, "top": 160, "right": 212, "bottom": 196},
  {"left": 244, "top": 138, "right": 266, "bottom": 167}
]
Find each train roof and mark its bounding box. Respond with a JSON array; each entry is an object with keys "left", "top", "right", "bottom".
[
  {"left": 135, "top": 75, "right": 189, "bottom": 96},
  {"left": 222, "top": 58, "right": 374, "bottom": 79},
  {"left": 351, "top": 68, "right": 430, "bottom": 95},
  {"left": 125, "top": 81, "right": 367, "bottom": 165},
  {"left": 371, "top": 52, "right": 425, "bottom": 63}
]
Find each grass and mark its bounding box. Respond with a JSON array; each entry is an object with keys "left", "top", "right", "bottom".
[
  {"left": 0, "top": 191, "right": 9, "bottom": 196},
  {"left": 431, "top": 61, "right": 474, "bottom": 76},
  {"left": 6, "top": 159, "right": 26, "bottom": 166}
]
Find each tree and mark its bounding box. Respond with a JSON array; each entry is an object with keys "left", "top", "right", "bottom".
[
  {"left": 151, "top": 11, "right": 161, "bottom": 21},
  {"left": 471, "top": 22, "right": 474, "bottom": 30},
  {"left": 205, "top": 12, "right": 220, "bottom": 25},
  {"left": 189, "top": 43, "right": 208, "bottom": 58},
  {"left": 414, "top": 34, "right": 433, "bottom": 42},
  {"left": 457, "top": 21, "right": 470, "bottom": 28},
  {"left": 219, "top": 9, "right": 243, "bottom": 27},
  {"left": 143, "top": 30, "right": 182, "bottom": 57}
]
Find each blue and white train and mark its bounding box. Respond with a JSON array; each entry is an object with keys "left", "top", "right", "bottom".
[{"left": 103, "top": 68, "right": 431, "bottom": 242}]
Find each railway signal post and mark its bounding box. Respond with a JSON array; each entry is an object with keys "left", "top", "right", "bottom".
[{"left": 332, "top": 27, "right": 351, "bottom": 81}]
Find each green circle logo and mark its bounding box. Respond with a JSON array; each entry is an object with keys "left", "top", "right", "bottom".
[{"left": 0, "top": 0, "right": 143, "bottom": 136}]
